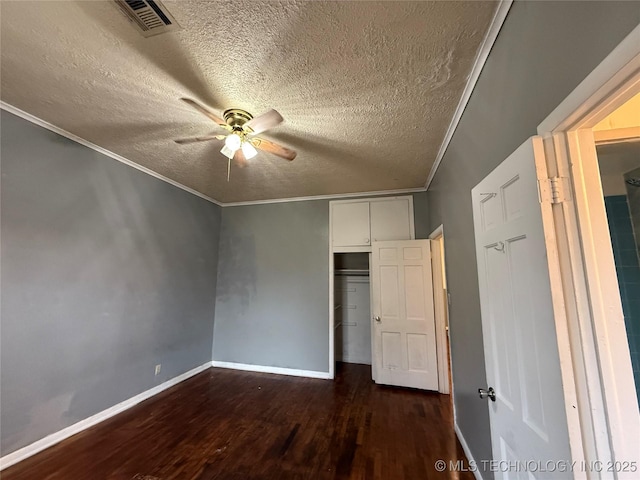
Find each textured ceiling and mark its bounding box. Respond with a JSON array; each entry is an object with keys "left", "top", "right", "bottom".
[{"left": 1, "top": 1, "right": 498, "bottom": 203}]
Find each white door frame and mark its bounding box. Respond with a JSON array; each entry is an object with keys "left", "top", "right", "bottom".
[
  {"left": 370, "top": 239, "right": 438, "bottom": 390},
  {"left": 429, "top": 225, "right": 452, "bottom": 395},
  {"left": 536, "top": 24, "right": 640, "bottom": 474},
  {"left": 328, "top": 196, "right": 415, "bottom": 378}
]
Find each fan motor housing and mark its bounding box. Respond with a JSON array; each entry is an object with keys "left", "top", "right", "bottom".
[{"left": 223, "top": 109, "right": 253, "bottom": 128}]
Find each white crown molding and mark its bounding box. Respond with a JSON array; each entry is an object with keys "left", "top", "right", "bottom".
[
  {"left": 0, "top": 102, "right": 223, "bottom": 206},
  {"left": 0, "top": 362, "right": 212, "bottom": 471},
  {"left": 221, "top": 187, "right": 426, "bottom": 207},
  {"left": 212, "top": 360, "right": 332, "bottom": 379},
  {"left": 1, "top": 0, "right": 513, "bottom": 208},
  {"left": 1, "top": 101, "right": 428, "bottom": 207},
  {"left": 424, "top": 0, "right": 513, "bottom": 190}
]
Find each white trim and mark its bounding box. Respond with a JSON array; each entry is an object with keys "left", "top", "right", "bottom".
[
  {"left": 1, "top": 101, "right": 427, "bottom": 207},
  {"left": 535, "top": 136, "right": 590, "bottom": 477},
  {"left": 593, "top": 126, "right": 640, "bottom": 144},
  {"left": 454, "top": 423, "right": 483, "bottom": 480},
  {"left": 329, "top": 210, "right": 336, "bottom": 378},
  {"left": 329, "top": 196, "right": 416, "bottom": 254},
  {"left": 0, "top": 0, "right": 514, "bottom": 209},
  {"left": 328, "top": 196, "right": 416, "bottom": 380},
  {"left": 211, "top": 361, "right": 332, "bottom": 379},
  {"left": 0, "top": 362, "right": 212, "bottom": 471},
  {"left": 428, "top": 225, "right": 444, "bottom": 241},
  {"left": 368, "top": 252, "right": 376, "bottom": 382},
  {"left": 537, "top": 24, "right": 640, "bottom": 134},
  {"left": 543, "top": 128, "right": 640, "bottom": 474},
  {"left": 424, "top": 0, "right": 513, "bottom": 189},
  {"left": 327, "top": 195, "right": 416, "bottom": 208},
  {"left": 0, "top": 102, "right": 223, "bottom": 207},
  {"left": 221, "top": 187, "right": 426, "bottom": 207},
  {"left": 534, "top": 23, "right": 640, "bottom": 478},
  {"left": 2, "top": 0, "right": 517, "bottom": 209},
  {"left": 429, "top": 225, "right": 451, "bottom": 395}
]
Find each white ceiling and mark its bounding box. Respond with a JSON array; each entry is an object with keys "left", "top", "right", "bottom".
[{"left": 1, "top": 1, "right": 498, "bottom": 203}]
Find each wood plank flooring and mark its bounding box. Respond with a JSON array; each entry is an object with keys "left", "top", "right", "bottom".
[{"left": 2, "top": 363, "right": 474, "bottom": 480}]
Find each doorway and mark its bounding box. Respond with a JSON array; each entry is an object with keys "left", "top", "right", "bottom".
[
  {"left": 534, "top": 27, "right": 640, "bottom": 469},
  {"left": 593, "top": 93, "right": 640, "bottom": 407},
  {"left": 330, "top": 237, "right": 443, "bottom": 391},
  {"left": 429, "top": 226, "right": 453, "bottom": 396},
  {"left": 333, "top": 253, "right": 372, "bottom": 367}
]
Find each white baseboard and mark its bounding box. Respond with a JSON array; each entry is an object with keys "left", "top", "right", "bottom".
[
  {"left": 211, "top": 360, "right": 332, "bottom": 379},
  {"left": 0, "top": 362, "right": 211, "bottom": 471},
  {"left": 455, "top": 422, "right": 484, "bottom": 480}
]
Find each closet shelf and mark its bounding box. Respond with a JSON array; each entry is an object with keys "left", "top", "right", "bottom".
[{"left": 335, "top": 269, "right": 369, "bottom": 276}]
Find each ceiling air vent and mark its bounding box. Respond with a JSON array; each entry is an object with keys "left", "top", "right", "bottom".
[{"left": 114, "top": 0, "right": 181, "bottom": 37}]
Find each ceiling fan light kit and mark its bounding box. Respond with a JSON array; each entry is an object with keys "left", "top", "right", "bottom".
[
  {"left": 241, "top": 141, "right": 258, "bottom": 159},
  {"left": 224, "top": 132, "right": 242, "bottom": 150},
  {"left": 175, "top": 99, "right": 296, "bottom": 181},
  {"left": 220, "top": 144, "right": 236, "bottom": 159}
]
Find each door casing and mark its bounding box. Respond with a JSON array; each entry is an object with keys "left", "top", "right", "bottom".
[
  {"left": 533, "top": 24, "right": 640, "bottom": 477},
  {"left": 429, "top": 225, "right": 452, "bottom": 395}
]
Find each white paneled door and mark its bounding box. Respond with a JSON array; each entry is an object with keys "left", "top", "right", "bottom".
[
  {"left": 472, "top": 138, "right": 571, "bottom": 478},
  {"left": 371, "top": 240, "right": 438, "bottom": 390}
]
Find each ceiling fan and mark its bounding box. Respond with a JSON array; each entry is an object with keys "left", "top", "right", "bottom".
[{"left": 175, "top": 98, "right": 297, "bottom": 178}]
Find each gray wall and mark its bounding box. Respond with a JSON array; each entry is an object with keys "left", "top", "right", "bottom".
[
  {"left": 426, "top": 1, "right": 640, "bottom": 473},
  {"left": 412, "top": 190, "right": 430, "bottom": 239},
  {"left": 212, "top": 191, "right": 428, "bottom": 373},
  {"left": 0, "top": 110, "right": 222, "bottom": 455}
]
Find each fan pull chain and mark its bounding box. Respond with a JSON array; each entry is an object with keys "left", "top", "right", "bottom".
[{"left": 227, "top": 157, "right": 231, "bottom": 182}]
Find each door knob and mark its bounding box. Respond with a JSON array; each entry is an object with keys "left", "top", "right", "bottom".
[
  {"left": 374, "top": 316, "right": 381, "bottom": 323},
  {"left": 478, "top": 387, "right": 496, "bottom": 402}
]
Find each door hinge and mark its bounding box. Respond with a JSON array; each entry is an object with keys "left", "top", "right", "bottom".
[{"left": 538, "top": 177, "right": 570, "bottom": 204}]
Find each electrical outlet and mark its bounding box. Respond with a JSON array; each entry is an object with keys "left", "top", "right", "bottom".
[{"left": 155, "top": 364, "right": 161, "bottom": 376}]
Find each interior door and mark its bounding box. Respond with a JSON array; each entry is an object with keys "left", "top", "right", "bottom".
[
  {"left": 370, "top": 240, "right": 438, "bottom": 390},
  {"left": 471, "top": 137, "right": 571, "bottom": 476}
]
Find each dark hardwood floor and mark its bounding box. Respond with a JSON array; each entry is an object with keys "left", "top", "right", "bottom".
[{"left": 2, "top": 363, "right": 474, "bottom": 480}]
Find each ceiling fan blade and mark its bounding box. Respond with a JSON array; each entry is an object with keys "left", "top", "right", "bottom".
[
  {"left": 174, "top": 134, "right": 225, "bottom": 145},
  {"left": 233, "top": 149, "right": 248, "bottom": 168},
  {"left": 180, "top": 98, "right": 231, "bottom": 130},
  {"left": 250, "top": 137, "right": 297, "bottom": 161},
  {"left": 245, "top": 109, "right": 284, "bottom": 135}
]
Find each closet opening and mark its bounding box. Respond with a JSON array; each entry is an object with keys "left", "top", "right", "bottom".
[{"left": 333, "top": 253, "right": 372, "bottom": 371}]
